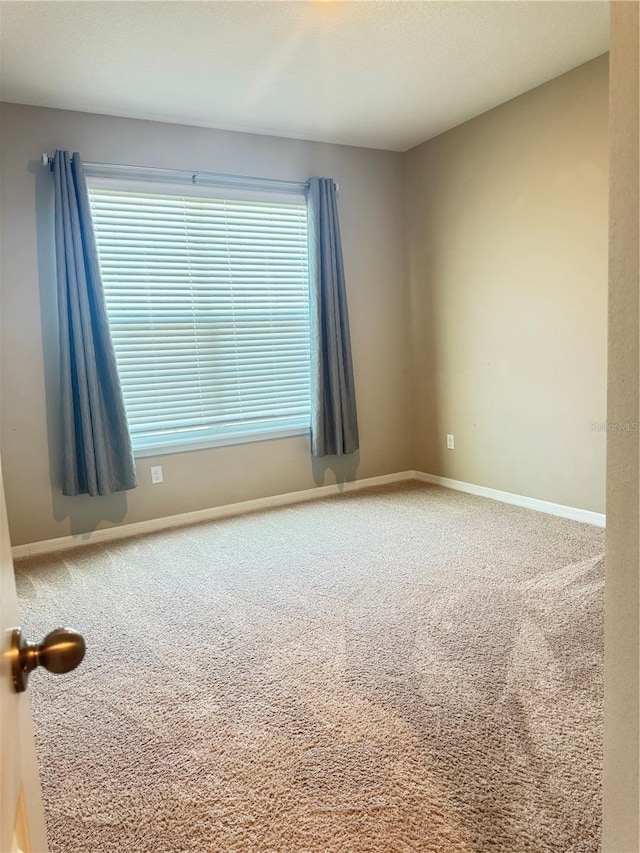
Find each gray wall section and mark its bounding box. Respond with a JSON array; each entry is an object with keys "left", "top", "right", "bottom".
[
  {"left": 602, "top": 3, "right": 639, "bottom": 850},
  {"left": 404, "top": 56, "right": 609, "bottom": 514},
  {"left": 0, "top": 104, "right": 412, "bottom": 545},
  {"left": 0, "top": 57, "right": 611, "bottom": 545}
]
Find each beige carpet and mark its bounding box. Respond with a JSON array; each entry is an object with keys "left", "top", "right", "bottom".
[{"left": 15, "top": 483, "right": 604, "bottom": 853}]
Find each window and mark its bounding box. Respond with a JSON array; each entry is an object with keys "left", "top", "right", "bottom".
[{"left": 88, "top": 182, "right": 311, "bottom": 456}]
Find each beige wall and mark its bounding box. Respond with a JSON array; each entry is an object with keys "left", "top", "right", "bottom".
[
  {"left": 602, "top": 3, "right": 639, "bottom": 850},
  {"left": 405, "top": 56, "right": 609, "bottom": 513},
  {"left": 0, "top": 104, "right": 412, "bottom": 545},
  {"left": 0, "top": 57, "right": 610, "bottom": 545}
]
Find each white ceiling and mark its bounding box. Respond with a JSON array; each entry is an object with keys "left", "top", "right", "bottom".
[{"left": 0, "top": 1, "right": 609, "bottom": 152}]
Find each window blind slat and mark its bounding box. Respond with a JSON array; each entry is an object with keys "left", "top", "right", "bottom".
[{"left": 89, "top": 186, "right": 311, "bottom": 450}]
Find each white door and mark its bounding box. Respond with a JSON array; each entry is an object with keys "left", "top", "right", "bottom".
[{"left": 0, "top": 458, "right": 49, "bottom": 853}]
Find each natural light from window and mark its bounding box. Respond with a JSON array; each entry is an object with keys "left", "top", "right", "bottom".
[{"left": 88, "top": 185, "right": 311, "bottom": 456}]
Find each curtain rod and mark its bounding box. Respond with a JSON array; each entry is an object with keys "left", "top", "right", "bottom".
[{"left": 40, "top": 154, "right": 337, "bottom": 195}]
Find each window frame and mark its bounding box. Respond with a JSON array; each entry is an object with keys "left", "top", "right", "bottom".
[{"left": 87, "top": 175, "right": 312, "bottom": 458}]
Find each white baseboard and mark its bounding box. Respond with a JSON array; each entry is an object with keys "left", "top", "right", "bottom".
[
  {"left": 412, "top": 471, "right": 606, "bottom": 528},
  {"left": 11, "top": 471, "right": 415, "bottom": 559},
  {"left": 12, "top": 468, "right": 605, "bottom": 560}
]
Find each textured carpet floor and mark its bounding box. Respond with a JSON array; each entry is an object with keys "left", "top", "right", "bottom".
[{"left": 15, "top": 483, "right": 604, "bottom": 853}]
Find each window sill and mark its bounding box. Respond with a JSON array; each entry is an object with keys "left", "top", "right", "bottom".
[{"left": 133, "top": 426, "right": 310, "bottom": 459}]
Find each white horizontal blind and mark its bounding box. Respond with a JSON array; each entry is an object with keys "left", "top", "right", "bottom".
[{"left": 88, "top": 187, "right": 311, "bottom": 453}]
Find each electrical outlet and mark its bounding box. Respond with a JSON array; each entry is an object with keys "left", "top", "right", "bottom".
[
  {"left": 150, "top": 465, "right": 164, "bottom": 484},
  {"left": 446, "top": 434, "right": 455, "bottom": 450}
]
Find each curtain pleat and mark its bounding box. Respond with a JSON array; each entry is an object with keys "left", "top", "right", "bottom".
[
  {"left": 306, "top": 177, "right": 359, "bottom": 457},
  {"left": 52, "top": 150, "right": 137, "bottom": 496}
]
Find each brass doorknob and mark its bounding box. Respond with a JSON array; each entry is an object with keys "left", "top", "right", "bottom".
[{"left": 10, "top": 627, "right": 85, "bottom": 693}]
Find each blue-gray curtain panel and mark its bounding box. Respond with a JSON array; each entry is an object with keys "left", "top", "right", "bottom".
[
  {"left": 306, "top": 177, "right": 359, "bottom": 457},
  {"left": 52, "top": 150, "right": 137, "bottom": 496}
]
